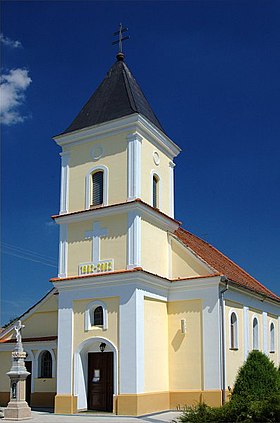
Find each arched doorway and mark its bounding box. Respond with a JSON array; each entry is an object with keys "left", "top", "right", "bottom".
[{"left": 74, "top": 337, "right": 118, "bottom": 412}]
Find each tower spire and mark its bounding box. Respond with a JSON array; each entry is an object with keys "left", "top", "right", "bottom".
[{"left": 112, "top": 23, "right": 129, "bottom": 61}]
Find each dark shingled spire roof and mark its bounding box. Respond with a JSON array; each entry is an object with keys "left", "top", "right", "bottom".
[{"left": 63, "top": 56, "right": 164, "bottom": 135}]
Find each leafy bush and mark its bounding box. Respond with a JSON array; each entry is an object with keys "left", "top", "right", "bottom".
[{"left": 178, "top": 351, "right": 280, "bottom": 423}]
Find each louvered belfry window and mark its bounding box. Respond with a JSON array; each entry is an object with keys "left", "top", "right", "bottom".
[
  {"left": 92, "top": 171, "right": 103, "bottom": 206},
  {"left": 153, "top": 175, "right": 158, "bottom": 208}
]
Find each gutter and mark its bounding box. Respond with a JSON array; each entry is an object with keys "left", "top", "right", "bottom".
[{"left": 219, "top": 275, "right": 229, "bottom": 405}]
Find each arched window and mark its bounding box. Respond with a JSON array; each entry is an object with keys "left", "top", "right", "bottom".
[
  {"left": 91, "top": 171, "right": 103, "bottom": 206},
  {"left": 230, "top": 312, "right": 238, "bottom": 349},
  {"left": 152, "top": 174, "right": 159, "bottom": 208},
  {"left": 85, "top": 301, "right": 108, "bottom": 331},
  {"left": 253, "top": 317, "right": 259, "bottom": 350},
  {"left": 39, "top": 351, "right": 52, "bottom": 378},
  {"left": 270, "top": 322, "right": 275, "bottom": 353},
  {"left": 92, "top": 306, "right": 103, "bottom": 326}
]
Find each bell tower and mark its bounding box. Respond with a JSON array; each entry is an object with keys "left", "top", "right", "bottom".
[{"left": 52, "top": 51, "right": 181, "bottom": 280}]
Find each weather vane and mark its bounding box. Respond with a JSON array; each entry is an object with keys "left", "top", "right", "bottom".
[{"left": 112, "top": 23, "right": 129, "bottom": 60}]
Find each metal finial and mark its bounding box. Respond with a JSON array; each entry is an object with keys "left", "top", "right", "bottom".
[{"left": 112, "top": 23, "right": 129, "bottom": 60}]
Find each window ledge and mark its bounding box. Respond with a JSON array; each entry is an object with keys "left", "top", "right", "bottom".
[
  {"left": 229, "top": 348, "right": 239, "bottom": 351},
  {"left": 269, "top": 350, "right": 275, "bottom": 354},
  {"left": 90, "top": 204, "right": 104, "bottom": 209}
]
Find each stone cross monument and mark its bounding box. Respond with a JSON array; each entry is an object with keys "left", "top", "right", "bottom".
[{"left": 4, "top": 320, "right": 32, "bottom": 420}]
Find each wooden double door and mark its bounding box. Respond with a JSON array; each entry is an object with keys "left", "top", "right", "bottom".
[{"left": 88, "top": 352, "right": 113, "bottom": 412}]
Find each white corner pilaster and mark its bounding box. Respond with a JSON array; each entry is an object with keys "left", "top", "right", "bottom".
[
  {"left": 119, "top": 288, "right": 144, "bottom": 394},
  {"left": 59, "top": 152, "right": 70, "bottom": 214},
  {"left": 202, "top": 287, "right": 222, "bottom": 390},
  {"left": 58, "top": 223, "right": 68, "bottom": 278},
  {"left": 127, "top": 133, "right": 142, "bottom": 200},
  {"left": 243, "top": 306, "right": 249, "bottom": 359},
  {"left": 56, "top": 294, "right": 73, "bottom": 395},
  {"left": 262, "top": 311, "right": 268, "bottom": 354},
  {"left": 278, "top": 316, "right": 280, "bottom": 359},
  {"left": 127, "top": 211, "right": 141, "bottom": 269},
  {"left": 169, "top": 161, "right": 175, "bottom": 218}
]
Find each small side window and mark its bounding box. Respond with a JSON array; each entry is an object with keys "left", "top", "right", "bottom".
[
  {"left": 152, "top": 174, "right": 159, "bottom": 208},
  {"left": 253, "top": 317, "right": 259, "bottom": 350},
  {"left": 92, "top": 306, "right": 103, "bottom": 326},
  {"left": 39, "top": 351, "right": 52, "bottom": 378},
  {"left": 230, "top": 312, "right": 238, "bottom": 350},
  {"left": 270, "top": 322, "right": 275, "bottom": 353},
  {"left": 85, "top": 301, "right": 108, "bottom": 331}
]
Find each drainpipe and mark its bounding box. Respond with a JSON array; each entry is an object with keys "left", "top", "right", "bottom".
[{"left": 220, "top": 276, "right": 229, "bottom": 405}]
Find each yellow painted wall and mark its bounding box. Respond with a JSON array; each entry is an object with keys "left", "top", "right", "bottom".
[
  {"left": 34, "top": 378, "right": 56, "bottom": 392},
  {"left": 225, "top": 301, "right": 244, "bottom": 388},
  {"left": 141, "top": 219, "right": 168, "bottom": 278},
  {"left": 100, "top": 215, "right": 127, "bottom": 269},
  {"left": 144, "top": 298, "right": 168, "bottom": 392},
  {"left": 67, "top": 215, "right": 127, "bottom": 276},
  {"left": 21, "top": 312, "right": 58, "bottom": 338},
  {"left": 20, "top": 294, "right": 58, "bottom": 338},
  {"left": 141, "top": 139, "right": 171, "bottom": 216},
  {"left": 73, "top": 297, "right": 119, "bottom": 350},
  {"left": 67, "top": 133, "right": 127, "bottom": 212},
  {"left": 168, "top": 300, "right": 202, "bottom": 390},
  {"left": 0, "top": 352, "right": 12, "bottom": 391},
  {"left": 171, "top": 237, "right": 212, "bottom": 279}
]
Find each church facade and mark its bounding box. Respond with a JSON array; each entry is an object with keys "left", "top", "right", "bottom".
[{"left": 0, "top": 52, "right": 279, "bottom": 416}]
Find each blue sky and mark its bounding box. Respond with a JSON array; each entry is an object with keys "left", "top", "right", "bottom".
[{"left": 1, "top": 1, "right": 280, "bottom": 325}]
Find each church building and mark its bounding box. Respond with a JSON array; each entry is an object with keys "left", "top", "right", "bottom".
[{"left": 0, "top": 49, "right": 279, "bottom": 416}]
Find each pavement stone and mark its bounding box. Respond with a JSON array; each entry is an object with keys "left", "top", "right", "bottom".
[{"left": 0, "top": 409, "right": 182, "bottom": 422}]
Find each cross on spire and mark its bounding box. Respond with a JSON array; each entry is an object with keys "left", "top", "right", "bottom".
[{"left": 112, "top": 23, "right": 129, "bottom": 61}]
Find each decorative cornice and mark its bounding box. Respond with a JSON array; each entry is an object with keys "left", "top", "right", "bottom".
[
  {"left": 53, "top": 114, "right": 181, "bottom": 160},
  {"left": 52, "top": 198, "right": 181, "bottom": 232}
]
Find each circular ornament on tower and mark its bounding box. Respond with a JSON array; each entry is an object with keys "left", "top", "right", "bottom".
[
  {"left": 153, "top": 151, "right": 160, "bottom": 166},
  {"left": 91, "top": 145, "right": 103, "bottom": 161}
]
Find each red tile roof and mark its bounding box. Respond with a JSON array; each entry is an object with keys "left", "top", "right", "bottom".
[{"left": 175, "top": 227, "right": 280, "bottom": 302}]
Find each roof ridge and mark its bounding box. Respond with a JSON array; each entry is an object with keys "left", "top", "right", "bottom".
[{"left": 122, "top": 62, "right": 137, "bottom": 112}]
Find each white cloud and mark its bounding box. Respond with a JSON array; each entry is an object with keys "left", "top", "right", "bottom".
[
  {"left": 0, "top": 68, "right": 32, "bottom": 125},
  {"left": 0, "top": 33, "right": 22, "bottom": 48}
]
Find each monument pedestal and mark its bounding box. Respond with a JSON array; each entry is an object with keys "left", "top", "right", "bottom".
[{"left": 4, "top": 334, "right": 32, "bottom": 421}]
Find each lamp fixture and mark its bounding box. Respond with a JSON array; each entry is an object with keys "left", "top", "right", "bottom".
[
  {"left": 99, "top": 342, "right": 106, "bottom": 353},
  {"left": 181, "top": 319, "right": 187, "bottom": 334}
]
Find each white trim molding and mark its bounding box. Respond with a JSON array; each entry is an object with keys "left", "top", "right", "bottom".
[
  {"left": 84, "top": 300, "right": 108, "bottom": 331},
  {"left": 127, "top": 132, "right": 142, "bottom": 200},
  {"left": 59, "top": 152, "right": 70, "bottom": 214},
  {"left": 243, "top": 306, "right": 249, "bottom": 359},
  {"left": 85, "top": 164, "right": 109, "bottom": 209},
  {"left": 127, "top": 210, "right": 141, "bottom": 269},
  {"left": 262, "top": 311, "right": 268, "bottom": 354},
  {"left": 169, "top": 161, "right": 175, "bottom": 218},
  {"left": 54, "top": 114, "right": 181, "bottom": 160},
  {"left": 58, "top": 223, "right": 68, "bottom": 278},
  {"left": 56, "top": 295, "right": 73, "bottom": 395}
]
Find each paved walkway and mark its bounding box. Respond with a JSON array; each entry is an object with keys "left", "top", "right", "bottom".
[{"left": 0, "top": 409, "right": 182, "bottom": 422}]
